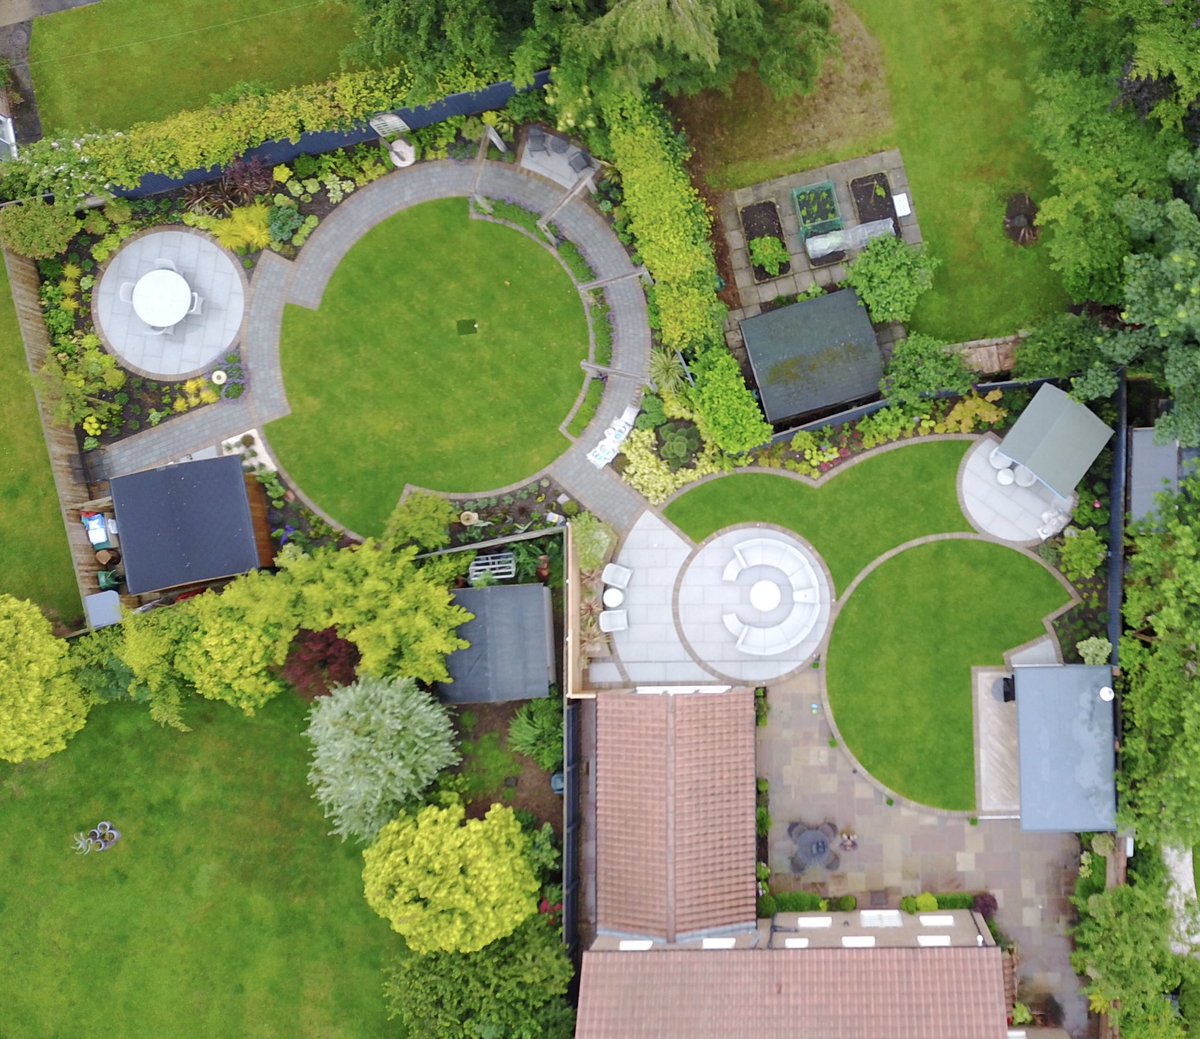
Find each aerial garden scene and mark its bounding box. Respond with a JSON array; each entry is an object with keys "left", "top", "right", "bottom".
[{"left": 0, "top": 0, "right": 1198, "bottom": 1037}]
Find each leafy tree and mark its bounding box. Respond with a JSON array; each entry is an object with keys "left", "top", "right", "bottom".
[
  {"left": 306, "top": 676, "right": 459, "bottom": 842},
  {"left": 0, "top": 201, "right": 81, "bottom": 258},
  {"left": 508, "top": 697, "right": 564, "bottom": 772},
  {"left": 382, "top": 491, "right": 458, "bottom": 551},
  {"left": 689, "top": 349, "right": 772, "bottom": 455},
  {"left": 1118, "top": 476, "right": 1200, "bottom": 845},
  {"left": 844, "top": 235, "right": 939, "bottom": 324},
  {"left": 104, "top": 603, "right": 198, "bottom": 730},
  {"left": 362, "top": 800, "right": 539, "bottom": 953},
  {"left": 0, "top": 595, "right": 88, "bottom": 763},
  {"left": 880, "top": 333, "right": 973, "bottom": 414},
  {"left": 1105, "top": 0, "right": 1200, "bottom": 130},
  {"left": 278, "top": 540, "right": 471, "bottom": 682},
  {"left": 1071, "top": 854, "right": 1186, "bottom": 1038},
  {"left": 381, "top": 915, "right": 575, "bottom": 1039},
  {"left": 172, "top": 570, "right": 299, "bottom": 715},
  {"left": 281, "top": 627, "right": 360, "bottom": 699},
  {"left": 1057, "top": 526, "right": 1107, "bottom": 583},
  {"left": 1014, "top": 313, "right": 1112, "bottom": 381}
]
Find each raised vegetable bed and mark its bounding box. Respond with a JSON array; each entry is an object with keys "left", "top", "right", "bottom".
[
  {"left": 850, "top": 173, "right": 898, "bottom": 230},
  {"left": 739, "top": 201, "right": 791, "bottom": 282},
  {"left": 791, "top": 182, "right": 843, "bottom": 239}
]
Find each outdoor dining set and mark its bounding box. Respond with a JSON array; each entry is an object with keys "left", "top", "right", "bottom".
[
  {"left": 118, "top": 257, "right": 203, "bottom": 336},
  {"left": 598, "top": 562, "right": 631, "bottom": 633}
]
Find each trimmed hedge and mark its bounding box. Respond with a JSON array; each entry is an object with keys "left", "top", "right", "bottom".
[{"left": 774, "top": 891, "right": 827, "bottom": 912}]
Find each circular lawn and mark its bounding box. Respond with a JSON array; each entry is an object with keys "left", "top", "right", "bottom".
[
  {"left": 267, "top": 198, "right": 589, "bottom": 534},
  {"left": 825, "top": 539, "right": 1068, "bottom": 811}
]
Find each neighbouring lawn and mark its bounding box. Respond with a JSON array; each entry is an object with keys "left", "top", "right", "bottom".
[
  {"left": 29, "top": 0, "right": 358, "bottom": 134},
  {"left": 674, "top": 0, "right": 1068, "bottom": 340},
  {"left": 268, "top": 198, "right": 589, "bottom": 535},
  {"left": 0, "top": 262, "right": 79, "bottom": 626},
  {"left": 826, "top": 539, "right": 1068, "bottom": 811},
  {"left": 0, "top": 696, "right": 398, "bottom": 1039},
  {"left": 664, "top": 439, "right": 972, "bottom": 593}
]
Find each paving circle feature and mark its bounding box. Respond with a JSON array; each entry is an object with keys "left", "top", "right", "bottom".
[{"left": 677, "top": 527, "right": 834, "bottom": 683}]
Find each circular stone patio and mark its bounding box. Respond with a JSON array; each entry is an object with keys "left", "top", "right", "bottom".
[
  {"left": 93, "top": 228, "right": 247, "bottom": 380},
  {"left": 677, "top": 527, "right": 834, "bottom": 683}
]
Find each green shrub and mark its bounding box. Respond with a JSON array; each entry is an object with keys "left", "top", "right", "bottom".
[
  {"left": 268, "top": 203, "right": 304, "bottom": 245},
  {"left": 774, "top": 891, "right": 827, "bottom": 912},
  {"left": 635, "top": 393, "right": 668, "bottom": 430},
  {"left": 755, "top": 805, "right": 771, "bottom": 837},
  {"left": 1077, "top": 636, "right": 1112, "bottom": 666},
  {"left": 749, "top": 235, "right": 790, "bottom": 276},
  {"left": 1058, "top": 526, "right": 1106, "bottom": 582},
  {"left": 0, "top": 202, "right": 81, "bottom": 258},
  {"left": 836, "top": 894, "right": 857, "bottom": 912},
  {"left": 658, "top": 421, "right": 702, "bottom": 471},
  {"left": 507, "top": 697, "right": 564, "bottom": 773},
  {"left": 845, "top": 235, "right": 940, "bottom": 324},
  {"left": 690, "top": 350, "right": 772, "bottom": 455},
  {"left": 571, "top": 512, "right": 615, "bottom": 572},
  {"left": 881, "top": 333, "right": 974, "bottom": 414},
  {"left": 900, "top": 895, "right": 917, "bottom": 913},
  {"left": 915, "top": 892, "right": 939, "bottom": 912},
  {"left": 934, "top": 892, "right": 975, "bottom": 910},
  {"left": 757, "top": 893, "right": 779, "bottom": 917}
]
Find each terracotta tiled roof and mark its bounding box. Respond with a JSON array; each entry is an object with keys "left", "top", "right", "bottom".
[
  {"left": 595, "top": 689, "right": 756, "bottom": 941},
  {"left": 575, "top": 947, "right": 1009, "bottom": 1038}
]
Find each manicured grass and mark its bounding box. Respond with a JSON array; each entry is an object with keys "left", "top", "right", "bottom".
[
  {"left": 675, "top": 0, "right": 1068, "bottom": 340},
  {"left": 268, "top": 199, "right": 589, "bottom": 535},
  {"left": 29, "top": 0, "right": 357, "bottom": 134},
  {"left": 0, "top": 696, "right": 398, "bottom": 1039},
  {"left": 826, "top": 540, "right": 1068, "bottom": 810},
  {"left": 567, "top": 379, "right": 604, "bottom": 437},
  {"left": 0, "top": 262, "right": 78, "bottom": 625},
  {"left": 664, "top": 440, "right": 972, "bottom": 593}
]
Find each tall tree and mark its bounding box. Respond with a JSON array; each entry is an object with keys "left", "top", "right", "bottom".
[
  {"left": 880, "top": 333, "right": 974, "bottom": 414},
  {"left": 362, "top": 800, "right": 539, "bottom": 953},
  {"left": 381, "top": 915, "right": 575, "bottom": 1039},
  {"left": 0, "top": 595, "right": 88, "bottom": 763},
  {"left": 306, "top": 676, "right": 459, "bottom": 843}
]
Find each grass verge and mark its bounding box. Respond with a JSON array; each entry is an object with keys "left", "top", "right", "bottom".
[
  {"left": 664, "top": 439, "right": 971, "bottom": 593},
  {"left": 29, "top": 0, "right": 357, "bottom": 134},
  {"left": 0, "top": 696, "right": 397, "bottom": 1038},
  {"left": 0, "top": 261, "right": 78, "bottom": 625},
  {"left": 268, "top": 198, "right": 589, "bottom": 534},
  {"left": 826, "top": 539, "right": 1068, "bottom": 811}
]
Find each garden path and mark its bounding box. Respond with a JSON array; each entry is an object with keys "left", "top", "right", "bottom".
[{"left": 100, "top": 158, "right": 653, "bottom": 534}]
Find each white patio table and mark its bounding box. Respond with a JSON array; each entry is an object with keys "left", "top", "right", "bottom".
[{"left": 132, "top": 269, "right": 191, "bottom": 328}]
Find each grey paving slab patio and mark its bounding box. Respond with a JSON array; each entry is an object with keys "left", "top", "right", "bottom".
[
  {"left": 519, "top": 130, "right": 597, "bottom": 190},
  {"left": 93, "top": 228, "right": 246, "bottom": 379},
  {"left": 960, "top": 434, "right": 1072, "bottom": 544}
]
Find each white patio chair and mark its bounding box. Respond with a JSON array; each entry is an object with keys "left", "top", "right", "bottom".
[
  {"left": 598, "top": 609, "right": 628, "bottom": 633},
  {"left": 154, "top": 257, "right": 177, "bottom": 272},
  {"left": 188, "top": 293, "right": 203, "bottom": 315},
  {"left": 147, "top": 324, "right": 175, "bottom": 336},
  {"left": 601, "top": 562, "right": 632, "bottom": 589},
  {"left": 118, "top": 281, "right": 134, "bottom": 303}
]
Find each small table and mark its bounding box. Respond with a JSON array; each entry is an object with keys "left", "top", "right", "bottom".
[
  {"left": 132, "top": 269, "right": 191, "bottom": 328},
  {"left": 996, "top": 468, "right": 1015, "bottom": 486},
  {"left": 549, "top": 136, "right": 569, "bottom": 154},
  {"left": 1014, "top": 465, "right": 1036, "bottom": 488},
  {"left": 603, "top": 587, "right": 625, "bottom": 608},
  {"left": 750, "top": 579, "right": 781, "bottom": 612}
]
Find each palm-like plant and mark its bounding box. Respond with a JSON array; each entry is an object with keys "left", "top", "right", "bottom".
[{"left": 648, "top": 347, "right": 687, "bottom": 398}]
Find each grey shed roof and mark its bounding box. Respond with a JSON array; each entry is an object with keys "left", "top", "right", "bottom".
[
  {"left": 1015, "top": 665, "right": 1116, "bottom": 832},
  {"left": 438, "top": 584, "right": 555, "bottom": 704},
  {"left": 110, "top": 456, "right": 261, "bottom": 596},
  {"left": 739, "top": 289, "right": 882, "bottom": 423},
  {"left": 1128, "top": 428, "right": 1200, "bottom": 525},
  {"left": 999, "top": 384, "right": 1113, "bottom": 498}
]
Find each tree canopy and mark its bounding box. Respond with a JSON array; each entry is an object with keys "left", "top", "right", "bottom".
[
  {"left": 362, "top": 800, "right": 539, "bottom": 954},
  {"left": 306, "top": 676, "right": 459, "bottom": 842},
  {"left": 880, "top": 333, "right": 973, "bottom": 414},
  {"left": 0, "top": 595, "right": 88, "bottom": 763}
]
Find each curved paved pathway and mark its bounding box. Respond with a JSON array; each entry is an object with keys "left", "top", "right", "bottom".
[{"left": 101, "top": 159, "right": 653, "bottom": 536}]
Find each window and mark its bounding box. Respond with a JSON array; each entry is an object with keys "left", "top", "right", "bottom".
[{"left": 841, "top": 935, "right": 876, "bottom": 948}]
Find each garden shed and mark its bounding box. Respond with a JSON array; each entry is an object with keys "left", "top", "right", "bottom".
[
  {"left": 438, "top": 584, "right": 555, "bottom": 703},
  {"left": 996, "top": 384, "right": 1113, "bottom": 499},
  {"left": 109, "top": 456, "right": 273, "bottom": 596},
  {"left": 1129, "top": 428, "right": 1199, "bottom": 525},
  {"left": 738, "top": 288, "right": 882, "bottom": 424},
  {"left": 1015, "top": 664, "right": 1116, "bottom": 832}
]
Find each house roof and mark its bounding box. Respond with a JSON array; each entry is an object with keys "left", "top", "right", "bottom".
[
  {"left": 1015, "top": 664, "right": 1116, "bottom": 832},
  {"left": 998, "top": 384, "right": 1113, "bottom": 498},
  {"left": 437, "top": 584, "right": 554, "bottom": 703},
  {"left": 575, "top": 947, "right": 1009, "bottom": 1039},
  {"left": 738, "top": 288, "right": 881, "bottom": 423},
  {"left": 109, "top": 456, "right": 263, "bottom": 595},
  {"left": 595, "top": 689, "right": 756, "bottom": 941}
]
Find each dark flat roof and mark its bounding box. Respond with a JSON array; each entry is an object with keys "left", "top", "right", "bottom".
[
  {"left": 438, "top": 584, "right": 555, "bottom": 703},
  {"left": 1015, "top": 664, "right": 1116, "bottom": 832},
  {"left": 110, "top": 456, "right": 261, "bottom": 595},
  {"left": 738, "top": 289, "right": 881, "bottom": 423}
]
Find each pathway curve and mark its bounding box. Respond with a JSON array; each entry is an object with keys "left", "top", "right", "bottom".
[{"left": 101, "top": 158, "right": 654, "bottom": 531}]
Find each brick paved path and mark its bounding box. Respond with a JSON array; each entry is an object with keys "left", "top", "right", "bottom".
[{"left": 100, "top": 160, "right": 654, "bottom": 535}]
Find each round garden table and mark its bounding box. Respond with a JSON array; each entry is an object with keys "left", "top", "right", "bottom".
[
  {"left": 750, "top": 579, "right": 782, "bottom": 612},
  {"left": 132, "top": 269, "right": 191, "bottom": 328}
]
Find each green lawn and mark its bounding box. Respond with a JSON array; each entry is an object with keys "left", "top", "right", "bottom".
[
  {"left": 29, "top": 0, "right": 358, "bottom": 134},
  {"left": 664, "top": 440, "right": 972, "bottom": 593},
  {"left": 0, "top": 696, "right": 398, "bottom": 1038},
  {"left": 0, "top": 263, "right": 79, "bottom": 626},
  {"left": 676, "top": 0, "right": 1068, "bottom": 341},
  {"left": 826, "top": 539, "right": 1068, "bottom": 810},
  {"left": 268, "top": 198, "right": 589, "bottom": 535}
]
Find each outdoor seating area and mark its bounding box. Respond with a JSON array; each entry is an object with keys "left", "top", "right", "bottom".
[
  {"left": 960, "top": 436, "right": 1071, "bottom": 543},
  {"left": 93, "top": 229, "right": 247, "bottom": 378},
  {"left": 521, "top": 126, "right": 597, "bottom": 191}
]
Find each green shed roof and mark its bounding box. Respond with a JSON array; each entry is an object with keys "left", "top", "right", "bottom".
[
  {"left": 738, "top": 289, "right": 881, "bottom": 423},
  {"left": 999, "top": 384, "right": 1113, "bottom": 498}
]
